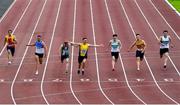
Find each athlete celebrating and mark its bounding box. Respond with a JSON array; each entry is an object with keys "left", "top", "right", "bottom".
[
  {"left": 26, "top": 35, "right": 47, "bottom": 75},
  {"left": 159, "top": 30, "right": 174, "bottom": 68},
  {"left": 108, "top": 34, "right": 121, "bottom": 71},
  {"left": 128, "top": 34, "right": 146, "bottom": 71},
  {"left": 60, "top": 41, "right": 71, "bottom": 73},
  {"left": 4, "top": 30, "right": 17, "bottom": 64},
  {"left": 70, "top": 37, "right": 103, "bottom": 75}
]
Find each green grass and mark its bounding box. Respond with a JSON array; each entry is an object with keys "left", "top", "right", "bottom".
[{"left": 168, "top": 0, "right": 180, "bottom": 12}]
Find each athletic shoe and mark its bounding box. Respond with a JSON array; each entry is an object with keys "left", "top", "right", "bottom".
[
  {"left": 112, "top": 69, "right": 115, "bottom": 71},
  {"left": 137, "top": 68, "right": 140, "bottom": 71},
  {"left": 8, "top": 61, "right": 12, "bottom": 65},
  {"left": 77, "top": 70, "right": 80, "bottom": 74},
  {"left": 35, "top": 70, "right": 38, "bottom": 75}
]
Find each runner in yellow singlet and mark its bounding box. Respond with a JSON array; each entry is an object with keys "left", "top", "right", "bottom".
[
  {"left": 128, "top": 34, "right": 146, "bottom": 71},
  {"left": 70, "top": 37, "right": 103, "bottom": 75},
  {"left": 4, "top": 30, "right": 17, "bottom": 64}
]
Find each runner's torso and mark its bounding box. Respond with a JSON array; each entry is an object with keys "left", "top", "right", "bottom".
[
  {"left": 35, "top": 41, "right": 44, "bottom": 54},
  {"left": 160, "top": 35, "right": 170, "bottom": 49},
  {"left": 61, "top": 44, "right": 69, "bottom": 56},
  {"left": 5, "top": 35, "right": 16, "bottom": 47},
  {"left": 79, "top": 43, "right": 89, "bottom": 57},
  {"left": 135, "top": 39, "right": 145, "bottom": 50},
  {"left": 110, "top": 39, "right": 120, "bottom": 52}
]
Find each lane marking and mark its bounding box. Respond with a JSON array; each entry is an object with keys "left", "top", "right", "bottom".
[
  {"left": 105, "top": 0, "right": 146, "bottom": 104},
  {"left": 90, "top": 0, "right": 114, "bottom": 104},
  {"left": 10, "top": 0, "right": 48, "bottom": 104},
  {"left": 70, "top": 0, "right": 82, "bottom": 104},
  {"left": 40, "top": 0, "right": 63, "bottom": 104}
]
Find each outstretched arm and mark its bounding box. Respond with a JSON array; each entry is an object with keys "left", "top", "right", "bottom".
[
  {"left": 26, "top": 43, "right": 35, "bottom": 46},
  {"left": 68, "top": 41, "right": 81, "bottom": 47},
  {"left": 89, "top": 44, "right": 104, "bottom": 47}
]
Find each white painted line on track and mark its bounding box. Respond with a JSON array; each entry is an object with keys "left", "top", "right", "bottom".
[
  {"left": 90, "top": 0, "right": 114, "bottom": 104},
  {"left": 10, "top": 0, "right": 48, "bottom": 104},
  {"left": 105, "top": 0, "right": 146, "bottom": 104},
  {"left": 0, "top": 0, "right": 16, "bottom": 23},
  {"left": 0, "top": 0, "right": 32, "bottom": 56},
  {"left": 122, "top": 0, "right": 179, "bottom": 104},
  {"left": 134, "top": 0, "right": 180, "bottom": 77},
  {"left": 70, "top": 0, "right": 82, "bottom": 104},
  {"left": 40, "top": 0, "right": 62, "bottom": 104}
]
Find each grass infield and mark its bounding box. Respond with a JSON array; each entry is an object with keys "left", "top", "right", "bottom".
[{"left": 168, "top": 0, "right": 180, "bottom": 12}]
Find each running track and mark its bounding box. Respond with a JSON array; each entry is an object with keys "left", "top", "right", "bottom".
[{"left": 0, "top": 0, "right": 179, "bottom": 104}]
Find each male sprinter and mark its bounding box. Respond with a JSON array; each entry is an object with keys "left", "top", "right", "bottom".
[
  {"left": 108, "top": 34, "right": 121, "bottom": 71},
  {"left": 4, "top": 30, "right": 17, "bottom": 64},
  {"left": 128, "top": 34, "right": 146, "bottom": 71},
  {"left": 159, "top": 30, "right": 174, "bottom": 68},
  {"left": 70, "top": 37, "right": 103, "bottom": 75},
  {"left": 60, "top": 41, "right": 71, "bottom": 73},
  {"left": 26, "top": 35, "right": 47, "bottom": 75}
]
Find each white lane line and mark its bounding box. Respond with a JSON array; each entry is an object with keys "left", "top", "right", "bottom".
[
  {"left": 134, "top": 0, "right": 180, "bottom": 76},
  {"left": 132, "top": 0, "right": 179, "bottom": 104},
  {"left": 10, "top": 0, "right": 48, "bottom": 104},
  {"left": 0, "top": 0, "right": 16, "bottom": 23},
  {"left": 90, "top": 0, "right": 114, "bottom": 104},
  {"left": 41, "top": 0, "right": 62, "bottom": 104},
  {"left": 149, "top": 0, "right": 180, "bottom": 41},
  {"left": 105, "top": 0, "right": 146, "bottom": 104},
  {"left": 70, "top": 0, "right": 82, "bottom": 104},
  {"left": 0, "top": 0, "right": 32, "bottom": 56}
]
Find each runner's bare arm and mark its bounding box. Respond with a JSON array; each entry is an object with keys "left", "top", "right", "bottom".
[
  {"left": 68, "top": 41, "right": 81, "bottom": 47},
  {"left": 26, "top": 43, "right": 35, "bottom": 46},
  {"left": 89, "top": 44, "right": 104, "bottom": 47},
  {"left": 128, "top": 41, "right": 136, "bottom": 52},
  {"left": 169, "top": 36, "right": 174, "bottom": 47}
]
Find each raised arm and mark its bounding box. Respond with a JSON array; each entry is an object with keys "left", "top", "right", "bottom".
[
  {"left": 26, "top": 43, "right": 35, "bottom": 46},
  {"left": 69, "top": 41, "right": 81, "bottom": 47}
]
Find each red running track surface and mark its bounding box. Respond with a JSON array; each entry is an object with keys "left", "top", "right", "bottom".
[{"left": 0, "top": 0, "right": 179, "bottom": 104}]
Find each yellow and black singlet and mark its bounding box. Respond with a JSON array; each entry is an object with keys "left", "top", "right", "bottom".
[{"left": 79, "top": 43, "right": 89, "bottom": 57}]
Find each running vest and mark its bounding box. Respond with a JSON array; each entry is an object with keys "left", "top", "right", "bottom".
[
  {"left": 135, "top": 39, "right": 145, "bottom": 50},
  {"left": 160, "top": 36, "right": 170, "bottom": 49},
  {"left": 5, "top": 35, "right": 16, "bottom": 47},
  {"left": 35, "top": 41, "right": 44, "bottom": 54},
  {"left": 110, "top": 40, "right": 120, "bottom": 52},
  {"left": 61, "top": 44, "right": 69, "bottom": 56},
  {"left": 79, "top": 43, "right": 89, "bottom": 57}
]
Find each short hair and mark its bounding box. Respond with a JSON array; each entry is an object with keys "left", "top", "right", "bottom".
[
  {"left": 82, "top": 37, "right": 87, "bottom": 40},
  {"left": 8, "top": 30, "right": 12, "bottom": 33},
  {"left": 163, "top": 30, "right": 168, "bottom": 33},
  {"left": 136, "top": 34, "right": 140, "bottom": 36},
  {"left": 113, "top": 34, "right": 118, "bottom": 37}
]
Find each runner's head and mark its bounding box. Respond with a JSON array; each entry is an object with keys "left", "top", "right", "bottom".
[
  {"left": 136, "top": 34, "right": 141, "bottom": 40},
  {"left": 163, "top": 30, "right": 168, "bottom": 37},
  {"left": 113, "top": 34, "right": 118, "bottom": 40},
  {"left": 8, "top": 30, "right": 12, "bottom": 36},
  {"left": 64, "top": 41, "right": 68, "bottom": 46},
  {"left": 37, "top": 35, "right": 42, "bottom": 41},
  {"left": 82, "top": 37, "right": 87, "bottom": 44}
]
